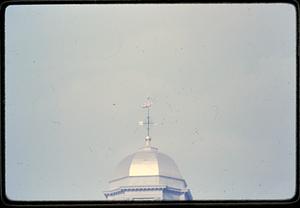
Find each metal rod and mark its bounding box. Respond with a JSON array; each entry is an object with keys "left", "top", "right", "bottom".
[{"left": 147, "top": 107, "right": 150, "bottom": 137}]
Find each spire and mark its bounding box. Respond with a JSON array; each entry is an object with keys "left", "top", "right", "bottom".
[{"left": 139, "top": 97, "right": 153, "bottom": 146}]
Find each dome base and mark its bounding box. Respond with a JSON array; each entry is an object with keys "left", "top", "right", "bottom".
[{"left": 104, "top": 184, "right": 192, "bottom": 201}]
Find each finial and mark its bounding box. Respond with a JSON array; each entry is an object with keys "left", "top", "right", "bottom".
[
  {"left": 145, "top": 136, "right": 151, "bottom": 147},
  {"left": 139, "top": 97, "right": 153, "bottom": 146}
]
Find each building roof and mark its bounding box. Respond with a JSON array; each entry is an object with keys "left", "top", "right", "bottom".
[{"left": 111, "top": 145, "right": 183, "bottom": 181}]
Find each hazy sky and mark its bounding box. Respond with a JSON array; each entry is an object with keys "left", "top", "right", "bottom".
[{"left": 5, "top": 3, "right": 296, "bottom": 201}]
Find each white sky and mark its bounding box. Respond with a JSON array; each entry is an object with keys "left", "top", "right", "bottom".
[{"left": 5, "top": 3, "right": 296, "bottom": 201}]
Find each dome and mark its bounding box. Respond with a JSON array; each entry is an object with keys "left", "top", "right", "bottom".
[
  {"left": 112, "top": 145, "right": 183, "bottom": 181},
  {"left": 104, "top": 141, "right": 192, "bottom": 200}
]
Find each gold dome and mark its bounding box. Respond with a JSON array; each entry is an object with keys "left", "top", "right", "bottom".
[{"left": 112, "top": 145, "right": 183, "bottom": 180}]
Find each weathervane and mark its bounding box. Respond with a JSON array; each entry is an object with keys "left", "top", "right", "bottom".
[{"left": 138, "top": 97, "right": 153, "bottom": 146}]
